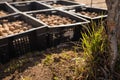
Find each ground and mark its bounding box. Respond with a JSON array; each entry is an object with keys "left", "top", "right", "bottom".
[{"left": 0, "top": 42, "right": 87, "bottom": 80}]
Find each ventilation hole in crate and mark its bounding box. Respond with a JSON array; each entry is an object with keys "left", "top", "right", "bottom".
[
  {"left": 63, "top": 28, "right": 74, "bottom": 39},
  {"left": 52, "top": 11, "right": 57, "bottom": 13},
  {"left": 0, "top": 45, "right": 9, "bottom": 63},
  {"left": 61, "top": 28, "right": 74, "bottom": 42},
  {"left": 12, "top": 36, "right": 31, "bottom": 56}
]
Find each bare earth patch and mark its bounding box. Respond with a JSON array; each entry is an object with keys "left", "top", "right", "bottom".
[{"left": 0, "top": 42, "right": 86, "bottom": 80}]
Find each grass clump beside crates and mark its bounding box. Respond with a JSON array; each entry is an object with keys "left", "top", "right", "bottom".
[{"left": 81, "top": 21, "right": 110, "bottom": 79}]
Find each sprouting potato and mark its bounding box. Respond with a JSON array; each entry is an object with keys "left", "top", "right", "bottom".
[{"left": 36, "top": 14, "right": 76, "bottom": 26}]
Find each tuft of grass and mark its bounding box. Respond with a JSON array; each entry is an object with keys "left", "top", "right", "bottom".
[
  {"left": 81, "top": 20, "right": 108, "bottom": 79},
  {"left": 21, "top": 76, "right": 32, "bottom": 80},
  {"left": 42, "top": 54, "right": 54, "bottom": 66}
]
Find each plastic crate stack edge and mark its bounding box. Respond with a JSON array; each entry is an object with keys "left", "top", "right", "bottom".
[{"left": 0, "top": 13, "right": 48, "bottom": 64}]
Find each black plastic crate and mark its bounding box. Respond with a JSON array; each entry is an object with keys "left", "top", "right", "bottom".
[
  {"left": 12, "top": 0, "right": 32, "bottom": 2},
  {"left": 0, "top": 0, "right": 13, "bottom": 2},
  {"left": 40, "top": 0, "right": 79, "bottom": 9},
  {"left": 64, "top": 5, "right": 108, "bottom": 21},
  {"left": 0, "top": 2, "right": 16, "bottom": 17},
  {"left": 27, "top": 9, "right": 89, "bottom": 47},
  {"left": 0, "top": 13, "right": 47, "bottom": 64},
  {"left": 10, "top": 1, "right": 51, "bottom": 12},
  {"left": 0, "top": 38, "right": 10, "bottom": 64}
]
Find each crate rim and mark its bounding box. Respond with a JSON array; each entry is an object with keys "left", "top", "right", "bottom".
[
  {"left": 23, "top": 11, "right": 49, "bottom": 27},
  {"left": 9, "top": 1, "right": 51, "bottom": 12},
  {"left": 38, "top": 0, "right": 81, "bottom": 9},
  {"left": 6, "top": 2, "right": 18, "bottom": 13},
  {"left": 9, "top": 0, "right": 38, "bottom": 4},
  {"left": 0, "top": 2, "right": 17, "bottom": 18}
]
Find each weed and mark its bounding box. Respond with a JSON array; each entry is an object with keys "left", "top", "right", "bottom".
[
  {"left": 21, "top": 76, "right": 32, "bottom": 80},
  {"left": 42, "top": 54, "right": 54, "bottom": 66},
  {"left": 81, "top": 20, "right": 108, "bottom": 79},
  {"left": 53, "top": 76, "right": 59, "bottom": 80}
]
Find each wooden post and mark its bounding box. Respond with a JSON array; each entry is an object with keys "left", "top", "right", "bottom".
[{"left": 105, "top": 0, "right": 119, "bottom": 73}]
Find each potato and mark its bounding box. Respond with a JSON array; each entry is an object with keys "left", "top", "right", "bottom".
[
  {"left": 2, "top": 29, "right": 8, "bottom": 33},
  {"left": 23, "top": 27, "right": 28, "bottom": 31},
  {"left": 14, "top": 24, "right": 22, "bottom": 28},
  {"left": 2, "top": 33, "right": 8, "bottom": 37},
  {"left": 2, "top": 19, "right": 8, "bottom": 23},
  {"left": 0, "top": 11, "right": 7, "bottom": 17},
  {"left": 19, "top": 30, "right": 24, "bottom": 33},
  {"left": 13, "top": 30, "right": 19, "bottom": 33},
  {"left": 27, "top": 26, "right": 32, "bottom": 29},
  {"left": 4, "top": 26, "right": 9, "bottom": 31},
  {"left": 9, "top": 26, "right": 15, "bottom": 31},
  {"left": 16, "top": 21, "right": 23, "bottom": 24},
  {"left": 8, "top": 31, "right": 14, "bottom": 35},
  {"left": 0, "top": 27, "right": 3, "bottom": 31},
  {"left": 0, "top": 36, "right": 2, "bottom": 38},
  {"left": 0, "top": 24, "right": 2, "bottom": 28},
  {"left": 0, "top": 30, "right": 2, "bottom": 35},
  {"left": 51, "top": 4, "right": 64, "bottom": 7}
]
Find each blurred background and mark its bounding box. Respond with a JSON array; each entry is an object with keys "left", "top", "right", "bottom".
[{"left": 0, "top": 0, "right": 107, "bottom": 9}]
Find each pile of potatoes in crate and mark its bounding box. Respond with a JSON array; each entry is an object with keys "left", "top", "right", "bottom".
[
  {"left": 0, "top": 20, "right": 32, "bottom": 38},
  {"left": 0, "top": 10, "right": 8, "bottom": 17},
  {"left": 36, "top": 14, "right": 76, "bottom": 26},
  {"left": 78, "top": 11, "right": 99, "bottom": 18},
  {"left": 51, "top": 4, "right": 64, "bottom": 7}
]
